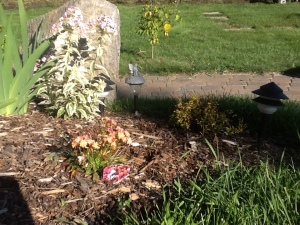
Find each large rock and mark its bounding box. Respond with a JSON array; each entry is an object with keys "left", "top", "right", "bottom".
[{"left": 27, "top": 0, "right": 120, "bottom": 80}]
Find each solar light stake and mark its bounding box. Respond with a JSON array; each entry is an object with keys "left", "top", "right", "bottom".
[
  {"left": 98, "top": 74, "right": 116, "bottom": 115},
  {"left": 252, "top": 82, "right": 288, "bottom": 152},
  {"left": 257, "top": 112, "right": 271, "bottom": 152},
  {"left": 134, "top": 94, "right": 138, "bottom": 113},
  {"left": 125, "top": 64, "right": 145, "bottom": 115},
  {"left": 99, "top": 92, "right": 109, "bottom": 115}
]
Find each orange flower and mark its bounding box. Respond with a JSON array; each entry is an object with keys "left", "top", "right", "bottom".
[
  {"left": 71, "top": 136, "right": 82, "bottom": 148},
  {"left": 118, "top": 130, "right": 125, "bottom": 140},
  {"left": 111, "top": 141, "right": 117, "bottom": 150},
  {"left": 102, "top": 135, "right": 108, "bottom": 143},
  {"left": 91, "top": 141, "right": 100, "bottom": 149},
  {"left": 79, "top": 139, "right": 88, "bottom": 148},
  {"left": 106, "top": 136, "right": 115, "bottom": 144}
]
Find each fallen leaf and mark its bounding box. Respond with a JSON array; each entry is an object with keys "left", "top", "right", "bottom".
[
  {"left": 129, "top": 193, "right": 139, "bottom": 201},
  {"left": 0, "top": 132, "right": 8, "bottom": 137},
  {"left": 143, "top": 180, "right": 161, "bottom": 189}
]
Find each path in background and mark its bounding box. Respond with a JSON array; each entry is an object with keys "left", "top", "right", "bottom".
[{"left": 115, "top": 72, "right": 300, "bottom": 101}]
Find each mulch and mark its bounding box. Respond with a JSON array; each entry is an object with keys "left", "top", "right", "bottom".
[{"left": 0, "top": 105, "right": 298, "bottom": 225}]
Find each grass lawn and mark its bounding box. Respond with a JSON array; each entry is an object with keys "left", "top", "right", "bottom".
[{"left": 118, "top": 3, "right": 300, "bottom": 75}]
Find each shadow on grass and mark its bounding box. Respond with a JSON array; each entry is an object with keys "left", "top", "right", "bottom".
[
  {"left": 0, "top": 177, "right": 34, "bottom": 225},
  {"left": 282, "top": 67, "right": 300, "bottom": 78}
]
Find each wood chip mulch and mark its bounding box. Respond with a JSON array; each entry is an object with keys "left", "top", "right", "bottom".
[{"left": 0, "top": 106, "right": 298, "bottom": 225}]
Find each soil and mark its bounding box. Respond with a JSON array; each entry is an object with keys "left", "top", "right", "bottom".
[{"left": 0, "top": 105, "right": 299, "bottom": 225}]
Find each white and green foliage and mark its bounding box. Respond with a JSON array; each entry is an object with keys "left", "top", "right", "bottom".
[
  {"left": 0, "top": 0, "right": 51, "bottom": 115},
  {"left": 37, "top": 8, "right": 117, "bottom": 119}
]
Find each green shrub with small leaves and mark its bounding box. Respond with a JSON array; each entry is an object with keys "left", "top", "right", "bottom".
[{"left": 171, "top": 96, "right": 245, "bottom": 137}]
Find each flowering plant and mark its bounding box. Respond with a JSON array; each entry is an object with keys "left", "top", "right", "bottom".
[
  {"left": 67, "top": 117, "right": 132, "bottom": 180},
  {"left": 37, "top": 7, "right": 117, "bottom": 119}
]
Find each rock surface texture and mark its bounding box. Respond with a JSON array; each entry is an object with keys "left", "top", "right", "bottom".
[{"left": 28, "top": 0, "right": 121, "bottom": 80}]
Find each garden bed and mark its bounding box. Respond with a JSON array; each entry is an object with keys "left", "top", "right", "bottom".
[{"left": 0, "top": 106, "right": 298, "bottom": 224}]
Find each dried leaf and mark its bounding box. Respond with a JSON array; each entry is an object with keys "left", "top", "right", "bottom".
[
  {"left": 143, "top": 180, "right": 161, "bottom": 189},
  {"left": 129, "top": 193, "right": 139, "bottom": 201}
]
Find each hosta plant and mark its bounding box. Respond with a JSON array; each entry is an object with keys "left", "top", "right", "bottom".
[
  {"left": 66, "top": 117, "right": 132, "bottom": 180},
  {"left": 37, "top": 7, "right": 117, "bottom": 119},
  {"left": 0, "top": 0, "right": 51, "bottom": 114}
]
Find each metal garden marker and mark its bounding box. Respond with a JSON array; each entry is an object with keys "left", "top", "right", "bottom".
[
  {"left": 252, "top": 82, "right": 288, "bottom": 152},
  {"left": 125, "top": 64, "right": 145, "bottom": 115}
]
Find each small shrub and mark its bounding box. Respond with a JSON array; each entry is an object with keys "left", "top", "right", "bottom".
[
  {"left": 66, "top": 117, "right": 132, "bottom": 180},
  {"left": 171, "top": 96, "right": 245, "bottom": 137}
]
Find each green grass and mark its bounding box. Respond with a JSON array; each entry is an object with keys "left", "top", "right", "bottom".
[
  {"left": 3, "top": 7, "right": 55, "bottom": 44},
  {"left": 116, "top": 156, "right": 300, "bottom": 224},
  {"left": 118, "top": 3, "right": 300, "bottom": 75}
]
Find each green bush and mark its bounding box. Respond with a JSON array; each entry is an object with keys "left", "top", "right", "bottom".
[{"left": 171, "top": 96, "right": 245, "bottom": 137}]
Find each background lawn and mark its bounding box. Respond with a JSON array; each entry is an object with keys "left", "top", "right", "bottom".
[
  {"left": 5, "top": 3, "right": 300, "bottom": 76},
  {"left": 118, "top": 3, "right": 300, "bottom": 75}
]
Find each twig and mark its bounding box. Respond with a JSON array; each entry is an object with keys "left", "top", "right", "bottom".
[
  {"left": 131, "top": 132, "right": 162, "bottom": 140},
  {"left": 65, "top": 198, "right": 84, "bottom": 204},
  {"left": 0, "top": 172, "right": 21, "bottom": 176}
]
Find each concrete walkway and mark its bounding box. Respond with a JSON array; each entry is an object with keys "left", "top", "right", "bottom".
[{"left": 114, "top": 72, "right": 300, "bottom": 101}]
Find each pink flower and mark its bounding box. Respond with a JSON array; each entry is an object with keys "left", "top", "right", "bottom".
[
  {"left": 103, "top": 164, "right": 131, "bottom": 183},
  {"left": 78, "top": 154, "right": 87, "bottom": 165}
]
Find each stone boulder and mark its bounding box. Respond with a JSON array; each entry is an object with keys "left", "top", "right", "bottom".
[{"left": 27, "top": 0, "right": 120, "bottom": 80}]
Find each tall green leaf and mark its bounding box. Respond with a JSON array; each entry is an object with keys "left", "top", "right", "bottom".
[{"left": 0, "top": 0, "right": 50, "bottom": 115}]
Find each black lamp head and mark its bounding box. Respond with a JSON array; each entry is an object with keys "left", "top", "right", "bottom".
[
  {"left": 252, "top": 82, "right": 288, "bottom": 106},
  {"left": 252, "top": 82, "right": 288, "bottom": 100}
]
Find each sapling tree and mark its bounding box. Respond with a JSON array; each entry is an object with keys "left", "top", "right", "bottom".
[{"left": 137, "top": 0, "right": 181, "bottom": 59}]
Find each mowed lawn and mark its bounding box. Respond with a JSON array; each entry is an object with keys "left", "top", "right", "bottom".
[
  {"left": 7, "top": 3, "right": 300, "bottom": 75},
  {"left": 118, "top": 3, "right": 300, "bottom": 75}
]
